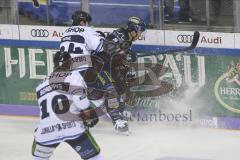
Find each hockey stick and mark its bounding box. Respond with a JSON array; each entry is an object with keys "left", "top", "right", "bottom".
[{"left": 137, "top": 31, "right": 200, "bottom": 57}]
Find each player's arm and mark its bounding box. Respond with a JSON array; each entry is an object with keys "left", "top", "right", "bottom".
[
  {"left": 86, "top": 28, "right": 105, "bottom": 53},
  {"left": 71, "top": 90, "right": 100, "bottom": 128},
  {"left": 79, "top": 103, "right": 99, "bottom": 128}
]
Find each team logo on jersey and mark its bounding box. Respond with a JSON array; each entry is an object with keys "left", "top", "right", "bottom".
[{"left": 214, "top": 62, "right": 240, "bottom": 113}]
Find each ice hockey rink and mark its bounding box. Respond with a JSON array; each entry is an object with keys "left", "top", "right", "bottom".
[{"left": 0, "top": 115, "right": 239, "bottom": 160}]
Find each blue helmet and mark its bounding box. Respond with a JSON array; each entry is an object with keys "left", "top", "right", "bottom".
[{"left": 127, "top": 16, "right": 146, "bottom": 33}]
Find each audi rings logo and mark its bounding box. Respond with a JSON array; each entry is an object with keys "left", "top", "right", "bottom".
[
  {"left": 31, "top": 29, "right": 49, "bottom": 38},
  {"left": 177, "top": 34, "right": 193, "bottom": 43}
]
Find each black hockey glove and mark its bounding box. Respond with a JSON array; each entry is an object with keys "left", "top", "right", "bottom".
[
  {"left": 79, "top": 107, "right": 99, "bottom": 128},
  {"left": 32, "top": 0, "right": 40, "bottom": 7}
]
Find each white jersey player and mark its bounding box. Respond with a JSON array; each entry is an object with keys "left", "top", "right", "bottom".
[
  {"left": 59, "top": 12, "right": 103, "bottom": 70},
  {"left": 32, "top": 10, "right": 104, "bottom": 160}
]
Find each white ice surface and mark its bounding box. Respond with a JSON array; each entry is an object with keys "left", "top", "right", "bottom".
[{"left": 0, "top": 116, "right": 239, "bottom": 160}]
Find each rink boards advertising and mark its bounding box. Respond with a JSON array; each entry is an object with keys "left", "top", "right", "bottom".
[{"left": 0, "top": 25, "right": 240, "bottom": 125}]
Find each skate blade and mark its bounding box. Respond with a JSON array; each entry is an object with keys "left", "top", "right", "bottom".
[{"left": 115, "top": 130, "right": 130, "bottom": 136}]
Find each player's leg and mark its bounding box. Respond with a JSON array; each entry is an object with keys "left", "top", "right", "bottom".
[
  {"left": 106, "top": 82, "right": 130, "bottom": 135},
  {"left": 31, "top": 139, "right": 59, "bottom": 160},
  {"left": 118, "top": 94, "right": 132, "bottom": 121},
  {"left": 84, "top": 68, "right": 129, "bottom": 135},
  {"left": 66, "top": 130, "right": 103, "bottom": 160},
  {"left": 104, "top": 96, "right": 129, "bottom": 135},
  {"left": 100, "top": 74, "right": 129, "bottom": 135}
]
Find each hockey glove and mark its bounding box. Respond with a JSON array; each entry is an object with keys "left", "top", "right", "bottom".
[
  {"left": 79, "top": 107, "right": 99, "bottom": 128},
  {"left": 32, "top": 0, "right": 40, "bottom": 7}
]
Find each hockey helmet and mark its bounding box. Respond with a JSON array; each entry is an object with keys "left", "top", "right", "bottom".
[
  {"left": 72, "top": 10, "right": 92, "bottom": 26},
  {"left": 127, "top": 16, "right": 146, "bottom": 33}
]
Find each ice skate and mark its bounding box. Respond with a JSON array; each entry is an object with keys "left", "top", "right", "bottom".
[{"left": 114, "top": 119, "right": 129, "bottom": 136}]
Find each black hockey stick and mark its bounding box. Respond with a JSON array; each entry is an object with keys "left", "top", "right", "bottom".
[{"left": 137, "top": 31, "right": 200, "bottom": 57}]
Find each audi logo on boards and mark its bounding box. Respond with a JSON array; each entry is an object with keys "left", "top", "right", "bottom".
[
  {"left": 177, "top": 35, "right": 193, "bottom": 43},
  {"left": 31, "top": 29, "right": 49, "bottom": 37}
]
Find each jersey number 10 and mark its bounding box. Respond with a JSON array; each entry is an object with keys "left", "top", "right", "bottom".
[{"left": 40, "top": 94, "right": 70, "bottom": 119}]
